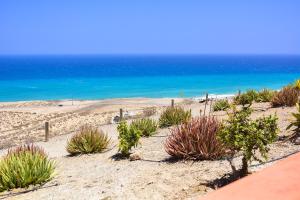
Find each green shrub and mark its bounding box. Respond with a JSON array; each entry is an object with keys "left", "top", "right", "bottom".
[
  {"left": 67, "top": 125, "right": 110, "bottom": 155},
  {"left": 271, "top": 86, "right": 299, "bottom": 107},
  {"left": 234, "top": 90, "right": 258, "bottom": 106},
  {"left": 0, "top": 145, "right": 55, "bottom": 192},
  {"left": 130, "top": 118, "right": 157, "bottom": 137},
  {"left": 213, "top": 99, "right": 230, "bottom": 111},
  {"left": 218, "top": 106, "right": 278, "bottom": 176},
  {"left": 117, "top": 121, "right": 141, "bottom": 156},
  {"left": 257, "top": 89, "right": 275, "bottom": 102},
  {"left": 286, "top": 103, "right": 300, "bottom": 142},
  {"left": 159, "top": 106, "right": 191, "bottom": 128},
  {"left": 165, "top": 116, "right": 225, "bottom": 160}
]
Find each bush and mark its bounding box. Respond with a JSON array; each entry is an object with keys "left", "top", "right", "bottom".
[
  {"left": 234, "top": 90, "right": 258, "bottom": 106},
  {"left": 117, "top": 121, "right": 141, "bottom": 156},
  {"left": 213, "top": 99, "right": 230, "bottom": 111},
  {"left": 257, "top": 89, "right": 275, "bottom": 102},
  {"left": 286, "top": 103, "right": 300, "bottom": 142},
  {"left": 159, "top": 106, "right": 191, "bottom": 128},
  {"left": 218, "top": 106, "right": 278, "bottom": 176},
  {"left": 0, "top": 145, "right": 55, "bottom": 192},
  {"left": 271, "top": 86, "right": 299, "bottom": 107},
  {"left": 67, "top": 125, "right": 110, "bottom": 155},
  {"left": 165, "top": 116, "right": 225, "bottom": 160},
  {"left": 130, "top": 118, "right": 157, "bottom": 137}
]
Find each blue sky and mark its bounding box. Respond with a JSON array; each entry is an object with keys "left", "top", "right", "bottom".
[{"left": 0, "top": 0, "right": 299, "bottom": 55}]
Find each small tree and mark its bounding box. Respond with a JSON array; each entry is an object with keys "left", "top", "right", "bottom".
[
  {"left": 218, "top": 105, "right": 278, "bottom": 176},
  {"left": 117, "top": 121, "right": 141, "bottom": 156}
]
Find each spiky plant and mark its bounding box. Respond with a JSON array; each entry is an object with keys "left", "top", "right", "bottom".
[
  {"left": 130, "top": 118, "right": 157, "bottom": 137},
  {"left": 0, "top": 144, "right": 55, "bottom": 192},
  {"left": 286, "top": 103, "right": 300, "bottom": 142},
  {"left": 117, "top": 121, "right": 141, "bottom": 156},
  {"left": 67, "top": 125, "right": 110, "bottom": 155},
  {"left": 257, "top": 89, "right": 275, "bottom": 102},
  {"left": 213, "top": 99, "right": 230, "bottom": 111},
  {"left": 295, "top": 79, "right": 300, "bottom": 90},
  {"left": 159, "top": 106, "right": 191, "bottom": 128},
  {"left": 165, "top": 116, "right": 225, "bottom": 160},
  {"left": 234, "top": 90, "right": 258, "bottom": 106},
  {"left": 271, "top": 86, "right": 299, "bottom": 107}
]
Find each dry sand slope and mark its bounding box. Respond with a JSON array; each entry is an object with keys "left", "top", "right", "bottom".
[{"left": 0, "top": 98, "right": 300, "bottom": 200}]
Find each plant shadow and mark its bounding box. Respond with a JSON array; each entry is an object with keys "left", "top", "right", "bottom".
[
  {"left": 203, "top": 170, "right": 244, "bottom": 189},
  {"left": 110, "top": 153, "right": 129, "bottom": 161},
  {"left": 0, "top": 183, "right": 59, "bottom": 199}
]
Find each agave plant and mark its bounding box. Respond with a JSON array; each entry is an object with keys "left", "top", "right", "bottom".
[
  {"left": 159, "top": 106, "right": 191, "bottom": 128},
  {"left": 286, "top": 103, "right": 300, "bottom": 141},
  {"left": 130, "top": 118, "right": 157, "bottom": 137},
  {"left": 234, "top": 90, "right": 258, "bottom": 106},
  {"left": 257, "top": 89, "right": 275, "bottom": 102},
  {"left": 165, "top": 116, "right": 225, "bottom": 160},
  {"left": 271, "top": 86, "right": 299, "bottom": 107},
  {"left": 213, "top": 99, "right": 230, "bottom": 111},
  {"left": 67, "top": 125, "right": 110, "bottom": 155},
  {"left": 0, "top": 144, "right": 55, "bottom": 192},
  {"left": 295, "top": 79, "right": 300, "bottom": 90}
]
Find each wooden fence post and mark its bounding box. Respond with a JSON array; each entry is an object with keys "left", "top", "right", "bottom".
[
  {"left": 171, "top": 99, "right": 175, "bottom": 107},
  {"left": 45, "top": 121, "right": 49, "bottom": 142},
  {"left": 120, "top": 108, "right": 123, "bottom": 121},
  {"left": 204, "top": 93, "right": 209, "bottom": 116}
]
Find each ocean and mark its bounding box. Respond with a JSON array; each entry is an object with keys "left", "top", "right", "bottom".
[{"left": 0, "top": 55, "right": 300, "bottom": 102}]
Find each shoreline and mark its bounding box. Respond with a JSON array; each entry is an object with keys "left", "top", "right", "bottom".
[{"left": 0, "top": 93, "right": 236, "bottom": 104}]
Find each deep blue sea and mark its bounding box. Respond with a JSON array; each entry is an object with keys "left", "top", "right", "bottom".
[{"left": 0, "top": 55, "right": 300, "bottom": 102}]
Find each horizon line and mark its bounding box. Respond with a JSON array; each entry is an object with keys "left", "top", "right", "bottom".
[{"left": 0, "top": 53, "right": 300, "bottom": 56}]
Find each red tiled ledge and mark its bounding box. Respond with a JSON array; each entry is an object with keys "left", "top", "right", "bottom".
[{"left": 200, "top": 152, "right": 300, "bottom": 200}]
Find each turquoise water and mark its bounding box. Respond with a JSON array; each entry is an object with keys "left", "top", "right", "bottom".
[{"left": 0, "top": 55, "right": 300, "bottom": 101}]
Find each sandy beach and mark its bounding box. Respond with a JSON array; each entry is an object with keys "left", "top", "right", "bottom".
[{"left": 0, "top": 98, "right": 299, "bottom": 200}]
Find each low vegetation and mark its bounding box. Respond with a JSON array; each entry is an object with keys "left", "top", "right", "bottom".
[
  {"left": 257, "top": 89, "right": 275, "bottom": 102},
  {"left": 131, "top": 118, "right": 157, "bottom": 137},
  {"left": 218, "top": 105, "right": 278, "bottom": 176},
  {"left": 234, "top": 90, "right": 258, "bottom": 105},
  {"left": 165, "top": 116, "right": 225, "bottom": 160},
  {"left": 0, "top": 145, "right": 55, "bottom": 192},
  {"left": 271, "top": 86, "right": 299, "bottom": 107},
  {"left": 117, "top": 121, "right": 141, "bottom": 156},
  {"left": 67, "top": 125, "right": 110, "bottom": 155},
  {"left": 213, "top": 99, "right": 230, "bottom": 111},
  {"left": 159, "top": 106, "right": 191, "bottom": 128},
  {"left": 234, "top": 89, "right": 275, "bottom": 105},
  {"left": 286, "top": 103, "right": 300, "bottom": 142}
]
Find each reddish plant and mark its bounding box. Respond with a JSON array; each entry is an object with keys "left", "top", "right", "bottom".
[
  {"left": 271, "top": 86, "right": 299, "bottom": 107},
  {"left": 164, "top": 116, "right": 225, "bottom": 160},
  {"left": 7, "top": 144, "right": 47, "bottom": 158}
]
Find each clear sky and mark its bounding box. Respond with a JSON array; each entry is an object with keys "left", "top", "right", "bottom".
[{"left": 0, "top": 0, "right": 299, "bottom": 55}]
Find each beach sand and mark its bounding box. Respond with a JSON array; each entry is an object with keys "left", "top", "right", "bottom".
[{"left": 0, "top": 98, "right": 299, "bottom": 200}]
